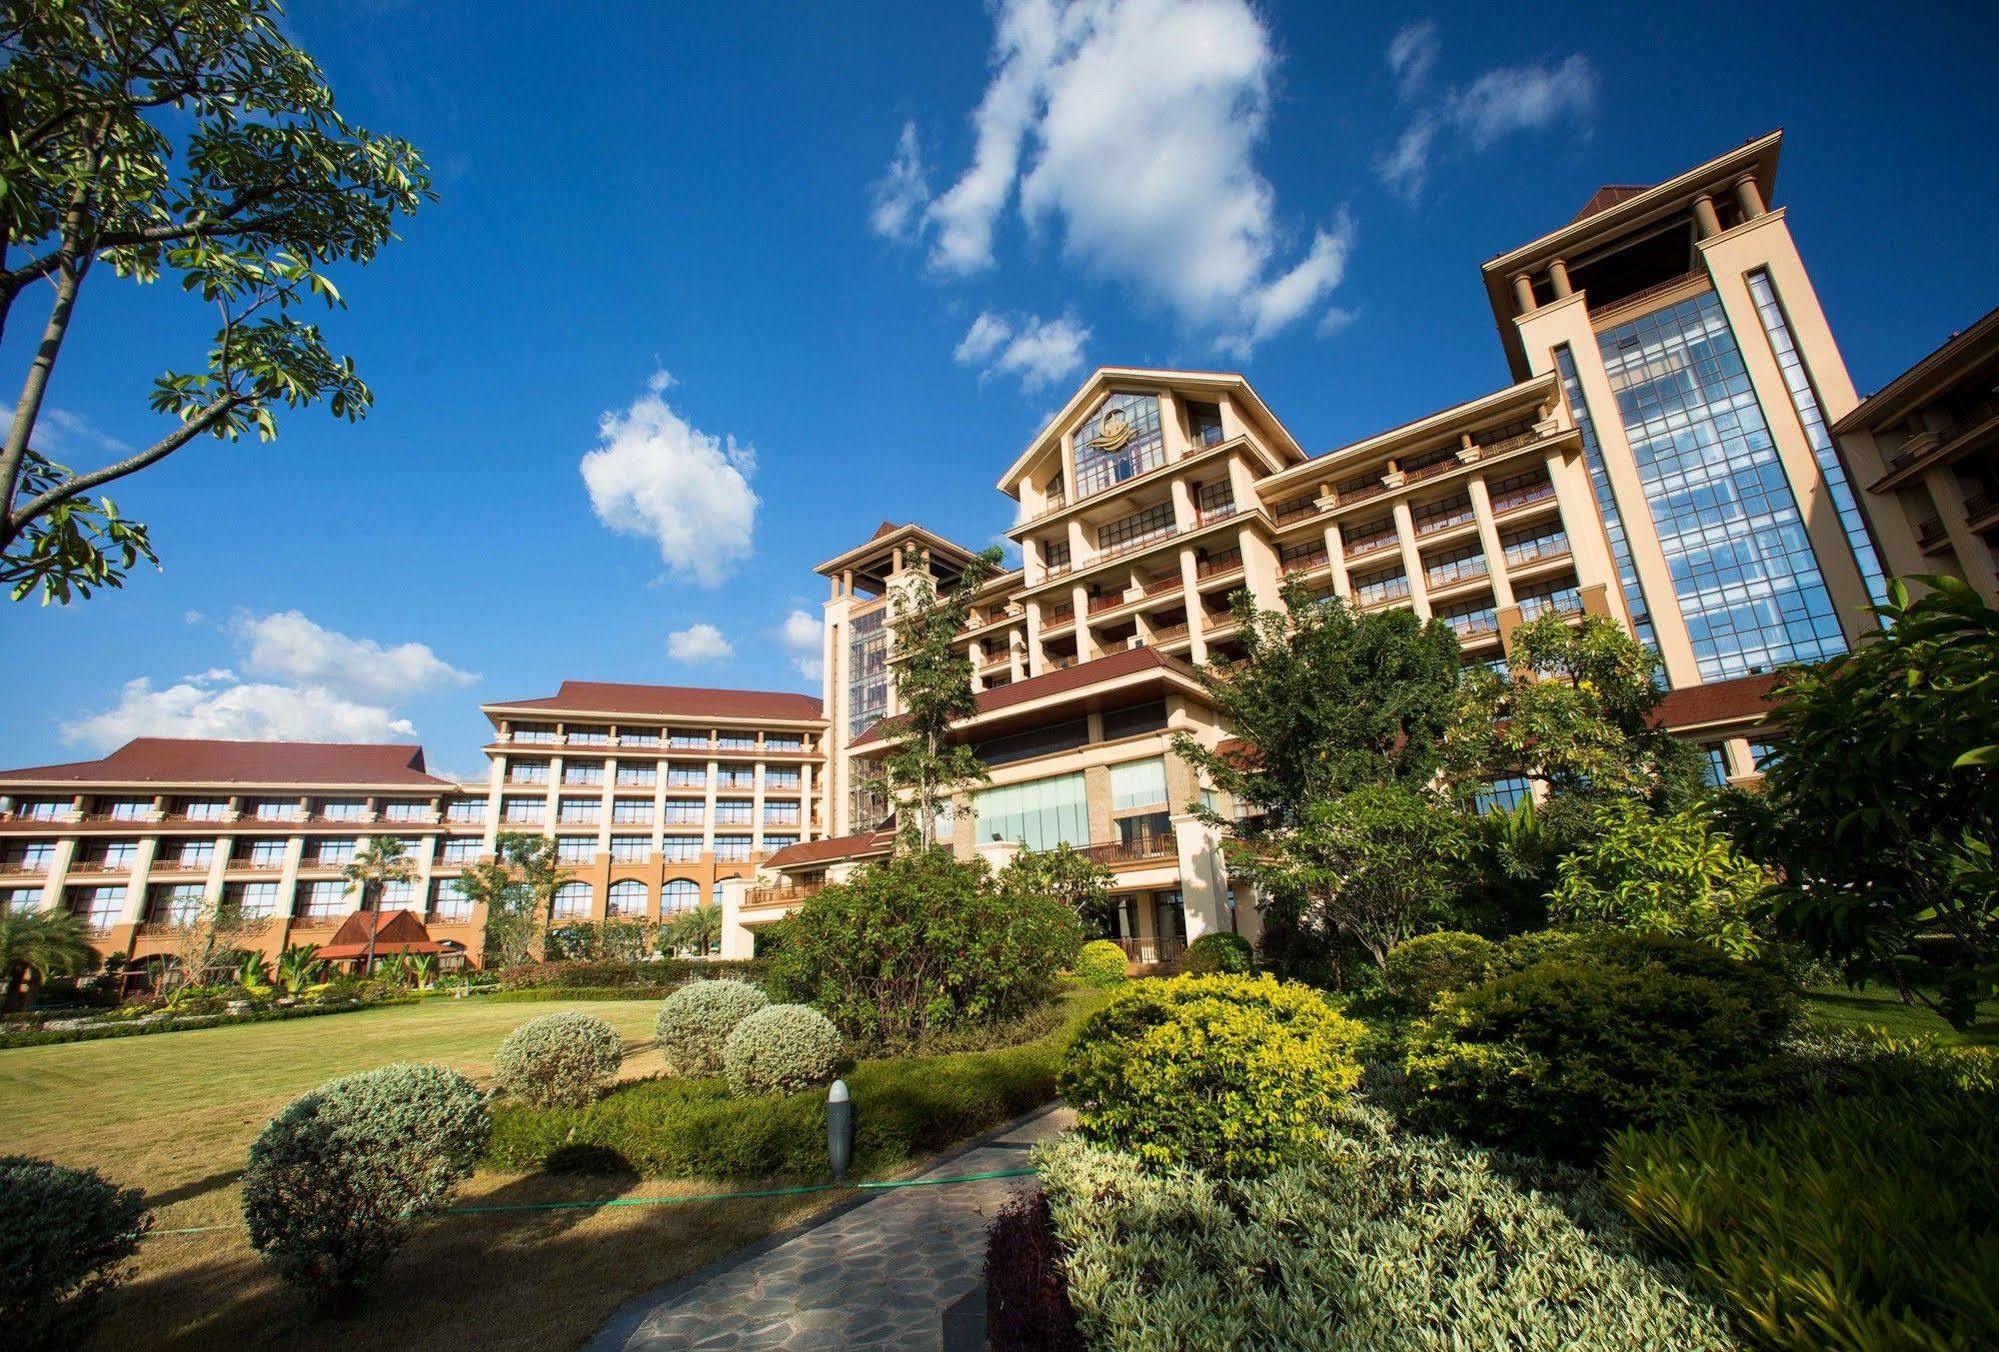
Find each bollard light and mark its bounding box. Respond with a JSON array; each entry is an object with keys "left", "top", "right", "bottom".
[{"left": 828, "top": 1078, "right": 853, "bottom": 1181}]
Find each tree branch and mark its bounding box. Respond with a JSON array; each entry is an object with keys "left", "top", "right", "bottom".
[{"left": 8, "top": 393, "right": 244, "bottom": 531}]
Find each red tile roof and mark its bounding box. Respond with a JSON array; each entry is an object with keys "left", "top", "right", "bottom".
[
  {"left": 0, "top": 738, "right": 454, "bottom": 787},
  {"left": 1649, "top": 672, "right": 1782, "bottom": 730},
  {"left": 1570, "top": 184, "right": 1652, "bottom": 224},
  {"left": 316, "top": 909, "right": 444, "bottom": 960},
  {"left": 849, "top": 646, "right": 1205, "bottom": 747},
  {"left": 490, "top": 681, "right": 823, "bottom": 722},
  {"left": 871, "top": 520, "right": 902, "bottom": 540},
  {"left": 761, "top": 829, "right": 894, "bottom": 870}
]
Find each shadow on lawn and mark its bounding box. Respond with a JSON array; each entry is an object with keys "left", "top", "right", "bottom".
[{"left": 142, "top": 1168, "right": 241, "bottom": 1212}]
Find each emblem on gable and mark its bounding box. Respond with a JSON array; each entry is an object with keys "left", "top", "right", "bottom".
[{"left": 1089, "top": 407, "right": 1135, "bottom": 452}]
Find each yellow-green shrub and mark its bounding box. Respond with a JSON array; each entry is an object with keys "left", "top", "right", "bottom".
[
  {"left": 1181, "top": 932, "right": 1253, "bottom": 974},
  {"left": 1058, "top": 973, "right": 1365, "bottom": 1177},
  {"left": 1071, "top": 939, "right": 1128, "bottom": 989}
]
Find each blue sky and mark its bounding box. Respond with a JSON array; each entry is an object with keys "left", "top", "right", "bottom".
[{"left": 5, "top": 0, "right": 1997, "bottom": 779}]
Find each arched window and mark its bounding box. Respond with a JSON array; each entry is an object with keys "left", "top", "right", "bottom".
[
  {"left": 661, "top": 879, "right": 699, "bottom": 914},
  {"left": 551, "top": 881, "right": 592, "bottom": 920},
  {"left": 606, "top": 879, "right": 648, "bottom": 918}
]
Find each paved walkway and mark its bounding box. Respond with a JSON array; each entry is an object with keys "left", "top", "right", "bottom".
[{"left": 589, "top": 1104, "right": 1071, "bottom": 1352}]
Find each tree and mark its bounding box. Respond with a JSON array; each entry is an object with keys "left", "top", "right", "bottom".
[
  {"left": 1550, "top": 800, "right": 1771, "bottom": 958},
  {"left": 883, "top": 543, "right": 1002, "bottom": 849},
  {"left": 1735, "top": 577, "right": 1999, "bottom": 1028},
  {"left": 0, "top": 908, "right": 94, "bottom": 1011},
  {"left": 455, "top": 831, "right": 561, "bottom": 970},
  {"left": 998, "top": 845, "right": 1115, "bottom": 933},
  {"left": 342, "top": 836, "right": 414, "bottom": 974},
  {"left": 0, "top": 0, "right": 432, "bottom": 603},
  {"left": 660, "top": 903, "right": 722, "bottom": 957},
  {"left": 273, "top": 941, "right": 324, "bottom": 994},
  {"left": 167, "top": 891, "right": 258, "bottom": 987}
]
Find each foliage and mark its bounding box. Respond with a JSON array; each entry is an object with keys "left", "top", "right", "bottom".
[
  {"left": 0, "top": 1155, "right": 152, "bottom": 1350},
  {"left": 1071, "top": 939, "right": 1129, "bottom": 989},
  {"left": 1244, "top": 782, "right": 1475, "bottom": 970},
  {"left": 543, "top": 917, "right": 653, "bottom": 962},
  {"left": 341, "top": 836, "right": 415, "bottom": 972},
  {"left": 492, "top": 957, "right": 764, "bottom": 992},
  {"left": 0, "top": 908, "right": 95, "bottom": 1010},
  {"left": 985, "top": 1190, "right": 1082, "bottom": 1352},
  {"left": 1606, "top": 1084, "right": 1999, "bottom": 1351},
  {"left": 241, "top": 1062, "right": 488, "bottom": 1306},
  {"left": 1181, "top": 931, "right": 1253, "bottom": 974},
  {"left": 0, "top": 989, "right": 411, "bottom": 1048},
  {"left": 457, "top": 831, "right": 561, "bottom": 969},
  {"left": 998, "top": 845, "right": 1115, "bottom": 929},
  {"left": 722, "top": 1003, "right": 843, "bottom": 1097},
  {"left": 654, "top": 978, "right": 768, "bottom": 1076},
  {"left": 1035, "top": 1103, "right": 1731, "bottom": 1352},
  {"left": 0, "top": 0, "right": 432, "bottom": 603},
  {"left": 491, "top": 1011, "right": 624, "bottom": 1108},
  {"left": 1404, "top": 931, "right": 1798, "bottom": 1153},
  {"left": 274, "top": 942, "right": 326, "bottom": 994},
  {"left": 486, "top": 991, "right": 1113, "bottom": 1177},
  {"left": 1552, "top": 800, "right": 1772, "bottom": 957},
  {"left": 1460, "top": 796, "right": 1561, "bottom": 936},
  {"left": 1448, "top": 612, "right": 1705, "bottom": 809},
  {"left": 766, "top": 848, "right": 1081, "bottom": 1042},
  {"left": 1733, "top": 576, "right": 1999, "bottom": 1029},
  {"left": 658, "top": 903, "right": 723, "bottom": 957},
  {"left": 883, "top": 542, "right": 1003, "bottom": 849},
  {"left": 1058, "top": 973, "right": 1365, "bottom": 1177},
  {"left": 1383, "top": 930, "right": 1499, "bottom": 1012}
]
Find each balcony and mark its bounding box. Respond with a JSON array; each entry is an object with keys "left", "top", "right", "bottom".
[
  {"left": 1334, "top": 479, "right": 1388, "bottom": 508},
  {"left": 1099, "top": 526, "right": 1178, "bottom": 561},
  {"left": 1344, "top": 530, "right": 1400, "bottom": 560},
  {"left": 1148, "top": 622, "right": 1191, "bottom": 644},
  {"left": 1078, "top": 834, "right": 1176, "bottom": 867},
  {"left": 1088, "top": 591, "right": 1124, "bottom": 616},
  {"left": 1195, "top": 503, "right": 1238, "bottom": 527},
  {"left": 1281, "top": 548, "right": 1330, "bottom": 577},
  {"left": 1042, "top": 602, "right": 1076, "bottom": 627},
  {"left": 1967, "top": 492, "right": 1997, "bottom": 524},
  {"left": 1271, "top": 496, "right": 1319, "bottom": 526},
  {"left": 1426, "top": 560, "right": 1489, "bottom": 591},
  {"left": 746, "top": 882, "right": 823, "bottom": 908},
  {"left": 1504, "top": 537, "right": 1571, "bottom": 570},
  {"left": 1413, "top": 502, "right": 1476, "bottom": 538},
  {"left": 1195, "top": 547, "right": 1243, "bottom": 581},
  {"left": 1402, "top": 456, "right": 1462, "bottom": 487},
  {"left": 1142, "top": 572, "right": 1182, "bottom": 597},
  {"left": 1916, "top": 517, "right": 1950, "bottom": 552},
  {"left": 1113, "top": 935, "right": 1187, "bottom": 965},
  {"left": 1489, "top": 479, "right": 1557, "bottom": 515},
  {"left": 0, "top": 860, "right": 49, "bottom": 876}
]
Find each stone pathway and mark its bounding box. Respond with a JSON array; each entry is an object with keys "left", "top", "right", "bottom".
[{"left": 589, "top": 1104, "right": 1071, "bottom": 1352}]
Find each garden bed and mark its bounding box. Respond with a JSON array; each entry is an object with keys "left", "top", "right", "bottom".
[{"left": 0, "top": 994, "right": 420, "bottom": 1049}]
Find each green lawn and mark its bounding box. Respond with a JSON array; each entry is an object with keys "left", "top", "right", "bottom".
[
  {"left": 1803, "top": 983, "right": 1999, "bottom": 1046},
  {"left": 0, "top": 997, "right": 834, "bottom": 1350}
]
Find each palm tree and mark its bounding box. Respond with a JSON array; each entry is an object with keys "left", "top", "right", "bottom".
[
  {"left": 343, "top": 836, "right": 416, "bottom": 975},
  {"left": 0, "top": 909, "right": 96, "bottom": 1012}
]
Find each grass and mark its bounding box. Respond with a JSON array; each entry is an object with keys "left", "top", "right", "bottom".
[
  {"left": 0, "top": 997, "right": 837, "bottom": 1350},
  {"left": 1802, "top": 982, "right": 1999, "bottom": 1046}
]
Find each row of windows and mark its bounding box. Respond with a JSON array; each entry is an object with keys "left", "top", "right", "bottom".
[
  {"left": 8, "top": 796, "right": 476, "bottom": 823},
  {"left": 506, "top": 761, "right": 795, "bottom": 789},
  {"left": 510, "top": 725, "right": 805, "bottom": 752}
]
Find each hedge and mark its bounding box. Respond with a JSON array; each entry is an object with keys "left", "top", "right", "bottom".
[
  {"left": 487, "top": 990, "right": 1111, "bottom": 1178},
  {"left": 491, "top": 958, "right": 765, "bottom": 992},
  {"left": 0, "top": 996, "right": 418, "bottom": 1050}
]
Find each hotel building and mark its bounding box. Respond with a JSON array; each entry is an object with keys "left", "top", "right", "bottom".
[{"left": 0, "top": 131, "right": 1944, "bottom": 971}]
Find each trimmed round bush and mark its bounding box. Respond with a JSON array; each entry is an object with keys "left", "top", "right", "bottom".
[
  {"left": 0, "top": 1156, "right": 152, "bottom": 1351},
  {"left": 1384, "top": 930, "right": 1499, "bottom": 1012},
  {"left": 1071, "top": 940, "right": 1128, "bottom": 989},
  {"left": 492, "top": 1011, "right": 623, "bottom": 1108},
  {"left": 1404, "top": 931, "right": 1797, "bottom": 1152},
  {"left": 242, "top": 1062, "right": 489, "bottom": 1306},
  {"left": 1058, "top": 973, "right": 1367, "bottom": 1177},
  {"left": 1181, "top": 932, "right": 1253, "bottom": 975},
  {"left": 723, "top": 1003, "right": 843, "bottom": 1097},
  {"left": 655, "top": 978, "right": 769, "bottom": 1076}
]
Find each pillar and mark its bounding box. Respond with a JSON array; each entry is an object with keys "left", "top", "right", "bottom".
[{"left": 1548, "top": 258, "right": 1572, "bottom": 299}]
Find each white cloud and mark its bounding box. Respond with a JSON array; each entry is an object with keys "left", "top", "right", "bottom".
[
  {"left": 775, "top": 608, "right": 824, "bottom": 681},
  {"left": 1316, "top": 305, "right": 1359, "bottom": 338},
  {"left": 232, "top": 610, "right": 476, "bottom": 704},
  {"left": 667, "top": 623, "right": 735, "bottom": 663},
  {"left": 869, "top": 121, "right": 930, "bottom": 241},
  {"left": 62, "top": 675, "right": 419, "bottom": 752},
  {"left": 1377, "top": 31, "right": 1595, "bottom": 202},
  {"left": 954, "top": 311, "right": 1090, "bottom": 391},
  {"left": 882, "top": 0, "right": 1353, "bottom": 352},
  {"left": 580, "top": 370, "right": 760, "bottom": 588},
  {"left": 34, "top": 406, "right": 130, "bottom": 460}
]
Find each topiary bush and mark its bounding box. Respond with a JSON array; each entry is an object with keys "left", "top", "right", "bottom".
[
  {"left": 655, "top": 978, "right": 769, "bottom": 1076},
  {"left": 1403, "top": 931, "right": 1797, "bottom": 1153},
  {"left": 1058, "top": 973, "right": 1366, "bottom": 1177},
  {"left": 492, "top": 1011, "right": 625, "bottom": 1107},
  {"left": 242, "top": 1062, "right": 489, "bottom": 1307},
  {"left": 1181, "top": 931, "right": 1253, "bottom": 975},
  {"left": 1037, "top": 1104, "right": 1732, "bottom": 1350},
  {"left": 723, "top": 1003, "right": 843, "bottom": 1098},
  {"left": 1071, "top": 939, "right": 1129, "bottom": 989},
  {"left": 0, "top": 1157, "right": 152, "bottom": 1351},
  {"left": 1383, "top": 929, "right": 1498, "bottom": 1012}
]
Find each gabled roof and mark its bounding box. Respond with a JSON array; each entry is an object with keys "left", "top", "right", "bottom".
[
  {"left": 850, "top": 645, "right": 1205, "bottom": 747},
  {"left": 0, "top": 738, "right": 453, "bottom": 787},
  {"left": 316, "top": 909, "right": 443, "bottom": 960},
  {"left": 762, "top": 829, "right": 894, "bottom": 870},
  {"left": 485, "top": 681, "right": 823, "bottom": 723},
  {"left": 1649, "top": 672, "right": 1781, "bottom": 732},
  {"left": 1570, "top": 184, "right": 1652, "bottom": 223}
]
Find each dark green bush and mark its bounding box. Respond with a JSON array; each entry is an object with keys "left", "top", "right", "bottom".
[
  {"left": 492, "top": 958, "right": 764, "bottom": 992},
  {"left": 1071, "top": 939, "right": 1129, "bottom": 989},
  {"left": 1383, "top": 929, "right": 1498, "bottom": 1011},
  {"left": 0, "top": 1157, "right": 151, "bottom": 1351},
  {"left": 1606, "top": 1085, "right": 1999, "bottom": 1350},
  {"left": 1181, "top": 932, "right": 1253, "bottom": 974},
  {"left": 767, "top": 848, "right": 1082, "bottom": 1041},
  {"left": 1059, "top": 974, "right": 1366, "bottom": 1177},
  {"left": 1403, "top": 931, "right": 1797, "bottom": 1153},
  {"left": 242, "top": 1063, "right": 489, "bottom": 1307}
]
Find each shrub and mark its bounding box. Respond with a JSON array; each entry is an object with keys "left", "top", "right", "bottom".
[
  {"left": 1606, "top": 1086, "right": 1999, "bottom": 1350},
  {"left": 1551, "top": 799, "right": 1772, "bottom": 957},
  {"left": 1181, "top": 931, "right": 1252, "bottom": 975},
  {"left": 0, "top": 1157, "right": 151, "bottom": 1351},
  {"left": 492, "top": 958, "right": 764, "bottom": 992},
  {"left": 1071, "top": 939, "right": 1128, "bottom": 989},
  {"left": 492, "top": 1011, "right": 624, "bottom": 1107},
  {"left": 985, "top": 1189, "right": 1082, "bottom": 1351},
  {"left": 1404, "top": 931, "right": 1797, "bottom": 1152},
  {"left": 1383, "top": 929, "right": 1498, "bottom": 1011},
  {"left": 766, "top": 848, "right": 1082, "bottom": 1041},
  {"left": 1037, "top": 1104, "right": 1731, "bottom": 1351},
  {"left": 655, "top": 978, "right": 769, "bottom": 1076},
  {"left": 242, "top": 1063, "right": 489, "bottom": 1306},
  {"left": 1058, "top": 973, "right": 1365, "bottom": 1177},
  {"left": 723, "top": 1003, "right": 843, "bottom": 1097}
]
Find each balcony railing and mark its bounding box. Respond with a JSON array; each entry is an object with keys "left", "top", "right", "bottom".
[
  {"left": 1402, "top": 456, "right": 1461, "bottom": 486},
  {"left": 1099, "top": 526, "right": 1178, "bottom": 560},
  {"left": 0, "top": 860, "right": 49, "bottom": 875},
  {"left": 1967, "top": 492, "right": 1995, "bottom": 522},
  {"left": 1489, "top": 480, "right": 1557, "bottom": 514},
  {"left": 1426, "top": 560, "right": 1489, "bottom": 590},
  {"left": 1113, "top": 935, "right": 1188, "bottom": 965},
  {"left": 1088, "top": 592, "right": 1124, "bottom": 616},
  {"left": 1149, "top": 622, "right": 1191, "bottom": 644},
  {"left": 1916, "top": 517, "right": 1949, "bottom": 549},
  {"left": 1280, "top": 549, "right": 1330, "bottom": 576},
  {"left": 1444, "top": 610, "right": 1500, "bottom": 638},
  {"left": 1586, "top": 268, "right": 1706, "bottom": 316},
  {"left": 1142, "top": 572, "right": 1182, "bottom": 597},
  {"left": 1344, "top": 530, "right": 1400, "bottom": 560},
  {"left": 1271, "top": 497, "right": 1319, "bottom": 526},
  {"left": 1504, "top": 537, "right": 1571, "bottom": 569},
  {"left": 1195, "top": 503, "right": 1238, "bottom": 527},
  {"left": 1042, "top": 602, "right": 1075, "bottom": 626},
  {"left": 1334, "top": 479, "right": 1388, "bottom": 507},
  {"left": 746, "top": 883, "right": 823, "bottom": 907},
  {"left": 1195, "top": 547, "right": 1243, "bottom": 580},
  {"left": 1414, "top": 503, "right": 1476, "bottom": 537},
  {"left": 1078, "top": 834, "right": 1176, "bottom": 866}
]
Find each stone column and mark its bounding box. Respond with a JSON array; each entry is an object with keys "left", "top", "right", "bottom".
[
  {"left": 1391, "top": 499, "right": 1431, "bottom": 618},
  {"left": 1467, "top": 475, "right": 1516, "bottom": 609},
  {"left": 1511, "top": 273, "right": 1536, "bottom": 315},
  {"left": 1548, "top": 258, "right": 1572, "bottom": 299},
  {"left": 1735, "top": 174, "right": 1766, "bottom": 218},
  {"left": 1692, "top": 193, "right": 1722, "bottom": 239}
]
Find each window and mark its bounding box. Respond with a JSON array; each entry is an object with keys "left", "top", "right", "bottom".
[
  {"left": 974, "top": 772, "right": 1087, "bottom": 850},
  {"left": 1746, "top": 741, "right": 1782, "bottom": 771},
  {"left": 616, "top": 764, "right": 656, "bottom": 787},
  {"left": 1280, "top": 538, "right": 1330, "bottom": 573},
  {"left": 513, "top": 724, "right": 558, "bottom": 744},
  {"left": 1353, "top": 566, "right": 1410, "bottom": 607},
  {"left": 1410, "top": 492, "right": 1474, "bottom": 535},
  {"left": 717, "top": 767, "right": 754, "bottom": 790},
  {"left": 558, "top": 797, "right": 601, "bottom": 824},
  {"left": 661, "top": 879, "right": 699, "bottom": 913},
  {"left": 620, "top": 729, "right": 662, "bottom": 748},
  {"left": 1042, "top": 539, "right": 1072, "bottom": 574},
  {"left": 501, "top": 796, "right": 545, "bottom": 823},
  {"left": 1101, "top": 700, "right": 1169, "bottom": 741},
  {"left": 715, "top": 799, "right": 752, "bottom": 826},
  {"left": 300, "top": 879, "right": 346, "bottom": 919},
  {"left": 848, "top": 605, "right": 889, "bottom": 737},
  {"left": 665, "top": 799, "right": 705, "bottom": 824},
  {"left": 150, "top": 883, "right": 205, "bottom": 925},
  {"left": 764, "top": 801, "right": 800, "bottom": 826},
  {"left": 662, "top": 835, "right": 703, "bottom": 863},
  {"left": 1554, "top": 344, "right": 1659, "bottom": 661},
  {"left": 255, "top": 799, "right": 301, "bottom": 821},
  {"left": 667, "top": 764, "right": 708, "bottom": 788},
  {"left": 607, "top": 879, "right": 647, "bottom": 917},
  {"left": 765, "top": 766, "right": 801, "bottom": 790},
  {"left": 21, "top": 799, "right": 67, "bottom": 821},
  {"left": 180, "top": 799, "right": 228, "bottom": 821},
  {"left": 1500, "top": 523, "right": 1569, "bottom": 568},
  {"left": 556, "top": 836, "right": 596, "bottom": 864},
  {"left": 551, "top": 882, "right": 591, "bottom": 920},
  {"left": 441, "top": 838, "right": 482, "bottom": 864},
  {"left": 569, "top": 726, "right": 611, "bottom": 746},
  {"left": 226, "top": 881, "right": 277, "bottom": 919},
  {"left": 610, "top": 836, "right": 650, "bottom": 863},
  {"left": 314, "top": 839, "right": 356, "bottom": 866},
  {"left": 1425, "top": 542, "right": 1487, "bottom": 588},
  {"left": 382, "top": 800, "right": 429, "bottom": 822},
  {"left": 91, "top": 841, "right": 140, "bottom": 869},
  {"left": 3, "top": 888, "right": 44, "bottom": 913},
  {"left": 762, "top": 834, "right": 799, "bottom": 850},
  {"left": 1438, "top": 598, "right": 1499, "bottom": 639},
  {"left": 765, "top": 734, "right": 803, "bottom": 753},
  {"left": 668, "top": 729, "right": 710, "bottom": 750},
  {"left": 1473, "top": 777, "right": 1532, "bottom": 815},
  {"left": 381, "top": 878, "right": 420, "bottom": 911},
  {"left": 563, "top": 761, "right": 607, "bottom": 786},
  {"left": 174, "top": 840, "right": 215, "bottom": 868},
  {"left": 1701, "top": 745, "right": 1731, "bottom": 787},
  {"left": 106, "top": 799, "right": 152, "bottom": 821},
  {"left": 509, "top": 759, "right": 550, "bottom": 785},
  {"left": 1109, "top": 758, "right": 1168, "bottom": 812},
  {"left": 1097, "top": 501, "right": 1175, "bottom": 556},
  {"left": 319, "top": 800, "right": 366, "bottom": 821},
  {"left": 446, "top": 798, "right": 487, "bottom": 823},
  {"left": 71, "top": 885, "right": 124, "bottom": 931},
  {"left": 1074, "top": 392, "right": 1166, "bottom": 496},
  {"left": 612, "top": 798, "right": 653, "bottom": 824},
  {"left": 713, "top": 835, "right": 752, "bottom": 862},
  {"left": 718, "top": 732, "right": 755, "bottom": 751},
  {"left": 1187, "top": 400, "right": 1225, "bottom": 447},
  {"left": 1195, "top": 479, "right": 1235, "bottom": 520},
  {"left": 1516, "top": 578, "right": 1583, "bottom": 619},
  {"left": 431, "top": 877, "right": 471, "bottom": 919},
  {"left": 248, "top": 839, "right": 288, "bottom": 867}
]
